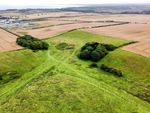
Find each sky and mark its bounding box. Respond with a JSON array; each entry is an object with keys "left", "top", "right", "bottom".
[{"left": 0, "top": 0, "right": 150, "bottom": 9}]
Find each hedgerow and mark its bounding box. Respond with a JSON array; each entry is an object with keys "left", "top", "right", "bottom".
[{"left": 100, "top": 64, "right": 123, "bottom": 77}]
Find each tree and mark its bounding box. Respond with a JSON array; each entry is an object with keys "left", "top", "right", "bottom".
[
  {"left": 78, "top": 49, "right": 91, "bottom": 60},
  {"left": 91, "top": 50, "right": 101, "bottom": 61}
]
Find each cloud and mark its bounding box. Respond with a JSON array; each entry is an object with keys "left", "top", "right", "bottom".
[{"left": 0, "top": 0, "right": 150, "bottom": 6}]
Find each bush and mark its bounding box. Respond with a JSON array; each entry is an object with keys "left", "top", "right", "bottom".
[
  {"left": 16, "top": 35, "right": 49, "bottom": 50},
  {"left": 0, "top": 71, "right": 21, "bottom": 84},
  {"left": 102, "top": 44, "right": 117, "bottom": 51},
  {"left": 100, "top": 64, "right": 123, "bottom": 77},
  {"left": 89, "top": 63, "right": 98, "bottom": 68}
]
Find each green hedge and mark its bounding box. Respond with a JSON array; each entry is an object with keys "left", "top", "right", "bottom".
[{"left": 100, "top": 64, "right": 123, "bottom": 77}]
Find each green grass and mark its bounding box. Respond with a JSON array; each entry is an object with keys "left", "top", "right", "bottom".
[
  {"left": 50, "top": 30, "right": 130, "bottom": 47},
  {"left": 99, "top": 49, "right": 150, "bottom": 102},
  {"left": 0, "top": 50, "right": 48, "bottom": 101},
  {"left": 0, "top": 50, "right": 47, "bottom": 74},
  {"left": 0, "top": 30, "right": 150, "bottom": 113}
]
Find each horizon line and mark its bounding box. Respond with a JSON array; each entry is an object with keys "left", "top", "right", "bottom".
[{"left": 0, "top": 3, "right": 150, "bottom": 10}]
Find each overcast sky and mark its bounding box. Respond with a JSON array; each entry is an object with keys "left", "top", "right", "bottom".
[{"left": 0, "top": 0, "right": 150, "bottom": 9}]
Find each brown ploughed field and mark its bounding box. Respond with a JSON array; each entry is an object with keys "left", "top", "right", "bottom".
[
  {"left": 12, "top": 22, "right": 115, "bottom": 38},
  {"left": 0, "top": 28, "right": 22, "bottom": 52}
]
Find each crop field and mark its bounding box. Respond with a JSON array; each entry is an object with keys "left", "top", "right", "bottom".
[
  {"left": 0, "top": 30, "right": 150, "bottom": 113},
  {"left": 0, "top": 28, "right": 22, "bottom": 52},
  {"left": 13, "top": 22, "right": 116, "bottom": 38}
]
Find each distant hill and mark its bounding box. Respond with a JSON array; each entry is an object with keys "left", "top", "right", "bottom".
[
  {"left": 61, "top": 4, "right": 150, "bottom": 14},
  {"left": 0, "top": 4, "right": 150, "bottom": 14}
]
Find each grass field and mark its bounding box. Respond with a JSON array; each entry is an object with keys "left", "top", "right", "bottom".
[{"left": 0, "top": 30, "right": 150, "bottom": 113}]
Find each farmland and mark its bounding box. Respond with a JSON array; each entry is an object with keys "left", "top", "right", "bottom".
[
  {"left": 0, "top": 12, "right": 150, "bottom": 57},
  {"left": 0, "top": 5, "right": 150, "bottom": 113},
  {"left": 0, "top": 30, "right": 150, "bottom": 113}
]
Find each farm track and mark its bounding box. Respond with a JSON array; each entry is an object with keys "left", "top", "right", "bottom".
[{"left": 1, "top": 49, "right": 150, "bottom": 111}]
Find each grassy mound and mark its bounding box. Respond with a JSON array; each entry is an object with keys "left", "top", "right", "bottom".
[
  {"left": 0, "top": 30, "right": 150, "bottom": 113},
  {"left": 99, "top": 49, "right": 150, "bottom": 102}
]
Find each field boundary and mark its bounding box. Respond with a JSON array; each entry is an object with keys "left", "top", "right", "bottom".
[{"left": 0, "top": 27, "right": 19, "bottom": 37}]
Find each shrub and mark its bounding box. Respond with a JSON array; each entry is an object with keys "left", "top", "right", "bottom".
[
  {"left": 89, "top": 63, "right": 98, "bottom": 68},
  {"left": 0, "top": 71, "right": 21, "bottom": 84},
  {"left": 102, "top": 44, "right": 117, "bottom": 51},
  {"left": 100, "top": 64, "right": 123, "bottom": 77},
  {"left": 16, "top": 35, "right": 49, "bottom": 50}
]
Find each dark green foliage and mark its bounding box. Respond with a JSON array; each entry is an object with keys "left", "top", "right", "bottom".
[
  {"left": 16, "top": 35, "right": 49, "bottom": 50},
  {"left": 0, "top": 72, "right": 21, "bottom": 84},
  {"left": 78, "top": 49, "right": 91, "bottom": 60},
  {"left": 101, "top": 44, "right": 117, "bottom": 51},
  {"left": 91, "top": 50, "right": 101, "bottom": 61},
  {"left": 78, "top": 42, "right": 113, "bottom": 62},
  {"left": 100, "top": 64, "right": 123, "bottom": 77},
  {"left": 81, "top": 42, "right": 99, "bottom": 51},
  {"left": 89, "top": 63, "right": 98, "bottom": 68}
]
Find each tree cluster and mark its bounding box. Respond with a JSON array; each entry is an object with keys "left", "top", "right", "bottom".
[
  {"left": 78, "top": 42, "right": 116, "bottom": 62},
  {"left": 16, "top": 35, "right": 49, "bottom": 50}
]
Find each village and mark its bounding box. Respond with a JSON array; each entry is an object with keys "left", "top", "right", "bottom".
[{"left": 0, "top": 15, "right": 37, "bottom": 28}]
